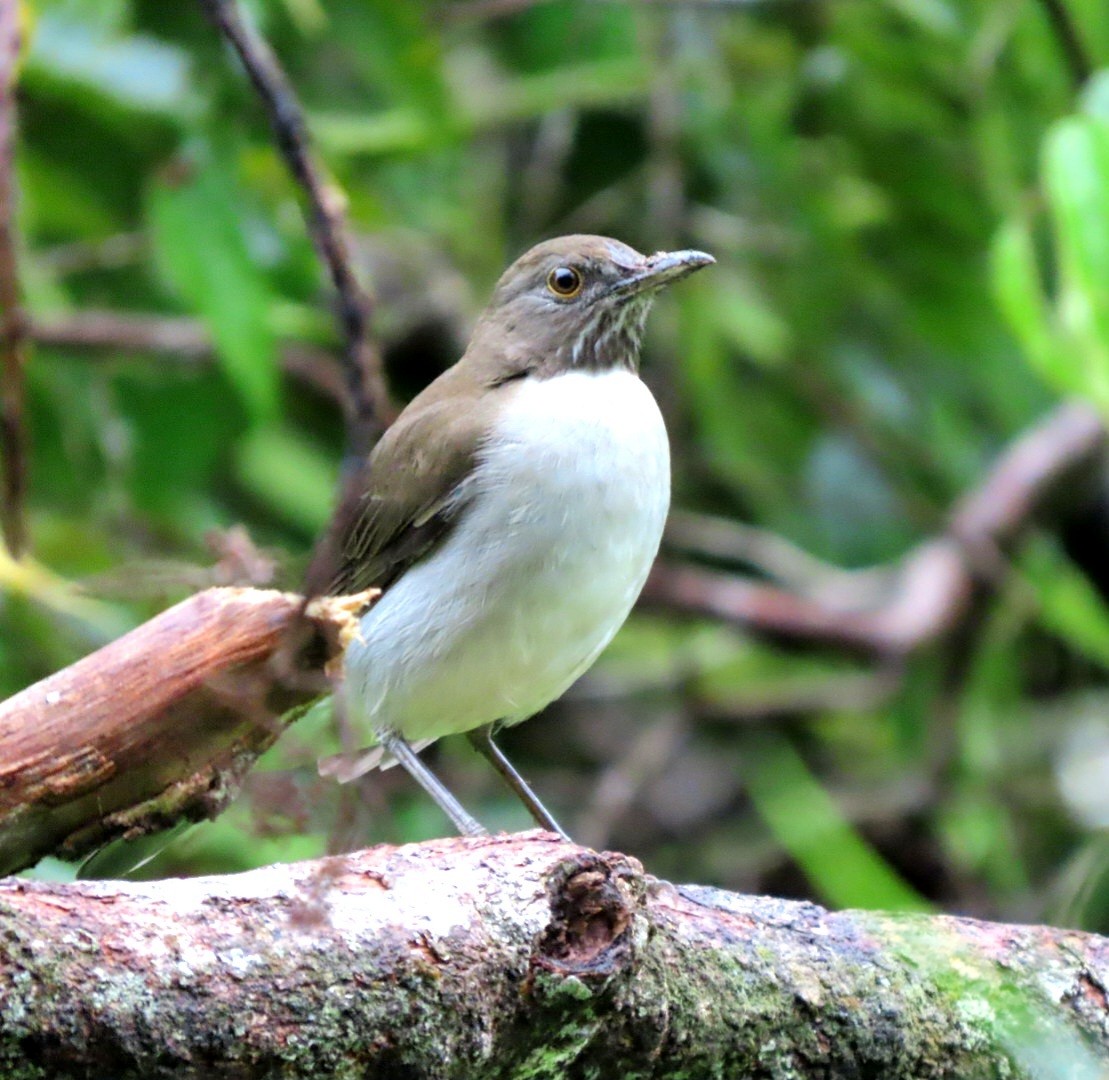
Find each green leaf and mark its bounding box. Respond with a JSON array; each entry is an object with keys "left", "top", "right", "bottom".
[
  {"left": 312, "top": 57, "right": 650, "bottom": 158},
  {"left": 709, "top": 267, "right": 792, "bottom": 368},
  {"left": 234, "top": 424, "right": 336, "bottom": 535},
  {"left": 990, "top": 219, "right": 1072, "bottom": 391},
  {"left": 1043, "top": 116, "right": 1109, "bottom": 407},
  {"left": 1080, "top": 71, "right": 1109, "bottom": 123},
  {"left": 743, "top": 732, "right": 931, "bottom": 912},
  {"left": 675, "top": 284, "right": 813, "bottom": 527},
  {"left": 147, "top": 148, "right": 279, "bottom": 422},
  {"left": 491, "top": 1, "right": 638, "bottom": 72},
  {"left": 27, "top": 8, "right": 192, "bottom": 117},
  {"left": 310, "top": 107, "right": 436, "bottom": 158},
  {"left": 1021, "top": 536, "right": 1109, "bottom": 670}
]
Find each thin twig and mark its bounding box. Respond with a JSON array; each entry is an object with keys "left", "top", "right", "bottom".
[
  {"left": 197, "top": 0, "right": 392, "bottom": 460},
  {"left": 30, "top": 310, "right": 349, "bottom": 407},
  {"left": 664, "top": 510, "right": 888, "bottom": 600},
  {"left": 37, "top": 231, "right": 145, "bottom": 276},
  {"left": 643, "top": 401, "right": 1108, "bottom": 657},
  {"left": 1037, "top": 0, "right": 1092, "bottom": 87},
  {"left": 0, "top": 0, "right": 26, "bottom": 557},
  {"left": 642, "top": 14, "right": 684, "bottom": 248},
  {"left": 575, "top": 708, "right": 689, "bottom": 849},
  {"left": 690, "top": 666, "right": 904, "bottom": 724},
  {"left": 33, "top": 311, "right": 214, "bottom": 361}
]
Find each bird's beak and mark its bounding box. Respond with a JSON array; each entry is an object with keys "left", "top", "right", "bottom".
[{"left": 609, "top": 249, "right": 715, "bottom": 297}]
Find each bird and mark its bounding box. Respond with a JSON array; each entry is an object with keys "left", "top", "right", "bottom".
[{"left": 318, "top": 234, "right": 714, "bottom": 837}]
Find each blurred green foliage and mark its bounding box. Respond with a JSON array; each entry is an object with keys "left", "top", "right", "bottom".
[{"left": 10, "top": 0, "right": 1109, "bottom": 959}]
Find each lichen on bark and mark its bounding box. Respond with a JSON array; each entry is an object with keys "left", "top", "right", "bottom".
[{"left": 1, "top": 835, "right": 1107, "bottom": 1078}]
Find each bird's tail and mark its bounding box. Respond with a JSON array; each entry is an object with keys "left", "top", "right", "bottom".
[{"left": 318, "top": 738, "right": 435, "bottom": 783}]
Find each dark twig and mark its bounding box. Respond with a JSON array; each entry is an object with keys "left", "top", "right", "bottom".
[
  {"left": 33, "top": 310, "right": 214, "bottom": 361},
  {"left": 197, "top": 0, "right": 392, "bottom": 460},
  {"left": 37, "top": 231, "right": 145, "bottom": 276},
  {"left": 30, "top": 310, "right": 349, "bottom": 408},
  {"left": 1037, "top": 0, "right": 1092, "bottom": 88},
  {"left": 0, "top": 1, "right": 26, "bottom": 557}
]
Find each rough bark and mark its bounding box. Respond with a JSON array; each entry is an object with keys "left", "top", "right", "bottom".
[
  {"left": 0, "top": 587, "right": 372, "bottom": 876},
  {"left": 1, "top": 833, "right": 1106, "bottom": 1079},
  {"left": 0, "top": 0, "right": 28, "bottom": 557}
]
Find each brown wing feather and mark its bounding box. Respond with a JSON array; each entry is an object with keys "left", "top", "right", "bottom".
[{"left": 326, "top": 366, "right": 504, "bottom": 597}]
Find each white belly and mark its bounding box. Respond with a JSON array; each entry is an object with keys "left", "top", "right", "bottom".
[{"left": 342, "top": 368, "right": 670, "bottom": 745}]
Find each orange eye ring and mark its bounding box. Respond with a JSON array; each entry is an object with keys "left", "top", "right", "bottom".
[{"left": 547, "top": 266, "right": 583, "bottom": 298}]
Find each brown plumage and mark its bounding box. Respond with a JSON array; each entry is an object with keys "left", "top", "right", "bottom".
[
  {"left": 327, "top": 235, "right": 711, "bottom": 598},
  {"left": 315, "top": 234, "right": 713, "bottom": 837}
]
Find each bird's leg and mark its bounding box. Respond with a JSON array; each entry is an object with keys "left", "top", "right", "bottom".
[
  {"left": 381, "top": 733, "right": 487, "bottom": 838},
  {"left": 467, "top": 726, "right": 570, "bottom": 840}
]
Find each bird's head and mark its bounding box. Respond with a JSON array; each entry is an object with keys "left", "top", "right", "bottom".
[{"left": 469, "top": 235, "right": 714, "bottom": 376}]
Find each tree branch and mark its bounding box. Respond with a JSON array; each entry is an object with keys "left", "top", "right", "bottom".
[
  {"left": 0, "top": 1, "right": 27, "bottom": 557},
  {"left": 1, "top": 401, "right": 1101, "bottom": 874},
  {"left": 644, "top": 400, "right": 1107, "bottom": 656},
  {"left": 1037, "top": 0, "right": 1092, "bottom": 88},
  {"left": 2, "top": 834, "right": 1106, "bottom": 1076},
  {"left": 0, "top": 586, "right": 373, "bottom": 875},
  {"left": 197, "top": 0, "right": 392, "bottom": 459},
  {"left": 31, "top": 309, "right": 350, "bottom": 409}
]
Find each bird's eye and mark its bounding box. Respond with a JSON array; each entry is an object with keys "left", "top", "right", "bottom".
[{"left": 546, "top": 266, "right": 583, "bottom": 298}]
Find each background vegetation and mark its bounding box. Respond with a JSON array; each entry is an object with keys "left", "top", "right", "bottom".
[{"left": 9, "top": 0, "right": 1109, "bottom": 935}]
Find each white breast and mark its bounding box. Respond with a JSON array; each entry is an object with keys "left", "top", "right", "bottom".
[{"left": 343, "top": 368, "right": 670, "bottom": 745}]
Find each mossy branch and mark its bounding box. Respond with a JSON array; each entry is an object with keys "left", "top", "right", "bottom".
[{"left": 2, "top": 833, "right": 1108, "bottom": 1078}]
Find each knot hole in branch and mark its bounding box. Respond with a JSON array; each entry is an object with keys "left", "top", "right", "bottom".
[{"left": 534, "top": 853, "right": 645, "bottom": 978}]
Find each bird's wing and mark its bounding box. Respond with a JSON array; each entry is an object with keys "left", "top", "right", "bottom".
[{"left": 326, "top": 389, "right": 493, "bottom": 597}]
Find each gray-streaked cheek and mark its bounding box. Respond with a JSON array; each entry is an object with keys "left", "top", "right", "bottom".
[{"left": 519, "top": 291, "right": 562, "bottom": 313}]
